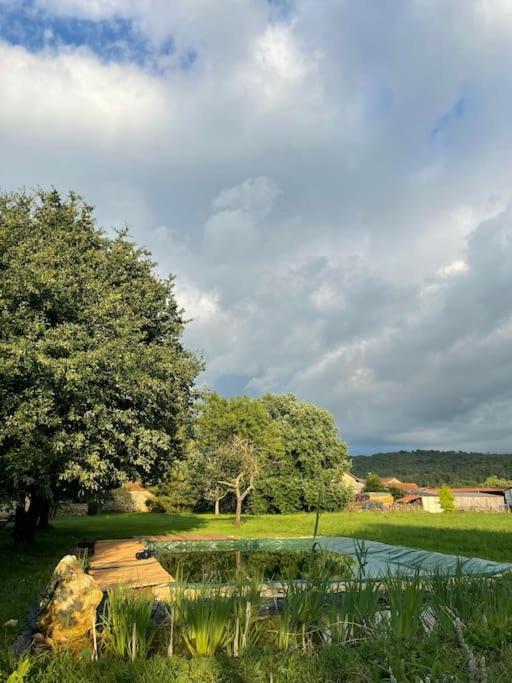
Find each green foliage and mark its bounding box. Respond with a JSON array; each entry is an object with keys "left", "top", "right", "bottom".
[
  {"left": 179, "top": 392, "right": 351, "bottom": 516},
  {"left": 388, "top": 486, "right": 406, "bottom": 500},
  {"left": 381, "top": 571, "right": 425, "bottom": 638},
  {"left": 156, "top": 461, "right": 198, "bottom": 512},
  {"left": 173, "top": 586, "right": 234, "bottom": 657},
  {"left": 187, "top": 392, "right": 284, "bottom": 514},
  {"left": 364, "top": 472, "right": 385, "bottom": 492},
  {"left": 0, "top": 190, "right": 201, "bottom": 525},
  {"left": 5, "top": 568, "right": 512, "bottom": 682},
  {"left": 6, "top": 658, "right": 31, "bottom": 683},
  {"left": 351, "top": 450, "right": 512, "bottom": 487},
  {"left": 439, "top": 484, "right": 456, "bottom": 512},
  {"left": 101, "top": 584, "right": 155, "bottom": 660},
  {"left": 252, "top": 393, "right": 351, "bottom": 513},
  {"left": 483, "top": 475, "right": 512, "bottom": 487},
  {"left": 106, "top": 487, "right": 137, "bottom": 512}
]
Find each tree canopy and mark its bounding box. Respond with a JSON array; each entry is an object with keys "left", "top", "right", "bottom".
[
  {"left": 254, "top": 393, "right": 351, "bottom": 513},
  {"left": 171, "top": 391, "right": 352, "bottom": 515},
  {"left": 0, "top": 190, "right": 201, "bottom": 540}
]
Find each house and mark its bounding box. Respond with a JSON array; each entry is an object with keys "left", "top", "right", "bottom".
[
  {"left": 381, "top": 477, "right": 403, "bottom": 488},
  {"left": 342, "top": 472, "right": 366, "bottom": 495},
  {"left": 381, "top": 477, "right": 419, "bottom": 493},
  {"left": 419, "top": 487, "right": 510, "bottom": 513},
  {"left": 361, "top": 491, "right": 394, "bottom": 508}
]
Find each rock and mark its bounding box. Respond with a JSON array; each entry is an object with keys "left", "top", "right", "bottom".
[
  {"left": 31, "top": 631, "right": 51, "bottom": 654},
  {"left": 38, "top": 554, "right": 103, "bottom": 650}
]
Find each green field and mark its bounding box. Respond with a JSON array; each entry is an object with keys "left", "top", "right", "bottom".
[{"left": 1, "top": 510, "right": 511, "bottom": 629}]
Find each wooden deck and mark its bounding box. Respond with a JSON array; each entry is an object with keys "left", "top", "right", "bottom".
[
  {"left": 88, "top": 535, "right": 233, "bottom": 594},
  {"left": 88, "top": 539, "right": 172, "bottom": 592}
]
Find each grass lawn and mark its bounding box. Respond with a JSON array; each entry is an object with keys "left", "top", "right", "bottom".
[{"left": 1, "top": 510, "right": 511, "bottom": 630}]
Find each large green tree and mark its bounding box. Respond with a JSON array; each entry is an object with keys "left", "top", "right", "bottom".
[
  {"left": 0, "top": 190, "right": 201, "bottom": 542},
  {"left": 255, "top": 393, "right": 351, "bottom": 513},
  {"left": 182, "top": 392, "right": 351, "bottom": 517}
]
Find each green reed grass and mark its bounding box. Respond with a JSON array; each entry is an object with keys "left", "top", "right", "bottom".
[
  {"left": 173, "top": 585, "right": 234, "bottom": 657},
  {"left": 101, "top": 585, "right": 155, "bottom": 660}
]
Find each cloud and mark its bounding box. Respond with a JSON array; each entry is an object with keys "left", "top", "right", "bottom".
[{"left": 1, "top": 0, "right": 512, "bottom": 453}]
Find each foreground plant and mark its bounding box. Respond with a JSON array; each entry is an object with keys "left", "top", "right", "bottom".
[
  {"left": 173, "top": 585, "right": 234, "bottom": 657},
  {"left": 381, "top": 571, "right": 426, "bottom": 639},
  {"left": 101, "top": 585, "right": 155, "bottom": 660},
  {"left": 327, "top": 578, "right": 381, "bottom": 644},
  {"left": 276, "top": 577, "right": 331, "bottom": 652}
]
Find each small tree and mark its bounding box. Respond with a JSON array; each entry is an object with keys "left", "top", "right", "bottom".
[
  {"left": 364, "top": 473, "right": 385, "bottom": 492},
  {"left": 217, "top": 436, "right": 261, "bottom": 528},
  {"left": 439, "top": 484, "right": 455, "bottom": 512},
  {"left": 388, "top": 486, "right": 405, "bottom": 501}
]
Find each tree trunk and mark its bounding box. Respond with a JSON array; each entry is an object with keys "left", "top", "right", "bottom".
[
  {"left": 214, "top": 498, "right": 220, "bottom": 516},
  {"left": 37, "top": 498, "right": 51, "bottom": 529},
  {"left": 235, "top": 496, "right": 242, "bottom": 528},
  {"left": 13, "top": 503, "right": 35, "bottom": 546}
]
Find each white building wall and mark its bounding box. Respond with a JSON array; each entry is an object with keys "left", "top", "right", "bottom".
[{"left": 421, "top": 496, "right": 442, "bottom": 513}]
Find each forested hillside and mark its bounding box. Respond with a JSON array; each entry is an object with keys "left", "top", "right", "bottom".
[{"left": 351, "top": 450, "right": 512, "bottom": 487}]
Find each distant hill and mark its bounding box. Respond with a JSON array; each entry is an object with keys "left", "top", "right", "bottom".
[{"left": 351, "top": 450, "right": 512, "bottom": 487}]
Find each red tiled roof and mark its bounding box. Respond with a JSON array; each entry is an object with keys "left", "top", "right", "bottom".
[
  {"left": 422, "top": 486, "right": 507, "bottom": 494},
  {"left": 395, "top": 495, "right": 421, "bottom": 504}
]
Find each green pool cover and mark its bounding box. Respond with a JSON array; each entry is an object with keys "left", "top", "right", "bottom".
[{"left": 145, "top": 536, "right": 512, "bottom": 580}]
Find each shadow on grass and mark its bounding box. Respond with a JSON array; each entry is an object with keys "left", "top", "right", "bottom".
[{"left": 0, "top": 512, "right": 211, "bottom": 626}]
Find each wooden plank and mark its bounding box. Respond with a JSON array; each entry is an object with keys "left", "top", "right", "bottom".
[
  {"left": 88, "top": 539, "right": 172, "bottom": 591},
  {"left": 88, "top": 534, "right": 234, "bottom": 593}
]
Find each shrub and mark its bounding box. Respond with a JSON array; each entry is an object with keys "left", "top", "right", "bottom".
[
  {"left": 364, "top": 473, "right": 386, "bottom": 492},
  {"left": 145, "top": 497, "right": 166, "bottom": 513},
  {"left": 439, "top": 485, "right": 456, "bottom": 512}
]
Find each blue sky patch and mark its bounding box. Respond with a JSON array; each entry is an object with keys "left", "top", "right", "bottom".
[
  {"left": 431, "top": 91, "right": 472, "bottom": 139},
  {"left": 0, "top": 1, "right": 189, "bottom": 71}
]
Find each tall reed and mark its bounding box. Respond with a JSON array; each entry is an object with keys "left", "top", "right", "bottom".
[
  {"left": 101, "top": 585, "right": 155, "bottom": 660},
  {"left": 327, "top": 578, "right": 381, "bottom": 644},
  {"left": 173, "top": 585, "right": 234, "bottom": 657},
  {"left": 380, "top": 571, "right": 425, "bottom": 638}
]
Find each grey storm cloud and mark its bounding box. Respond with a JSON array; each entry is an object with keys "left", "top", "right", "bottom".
[{"left": 1, "top": 0, "right": 512, "bottom": 452}]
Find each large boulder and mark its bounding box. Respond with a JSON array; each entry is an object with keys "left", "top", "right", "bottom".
[{"left": 38, "top": 555, "right": 103, "bottom": 649}]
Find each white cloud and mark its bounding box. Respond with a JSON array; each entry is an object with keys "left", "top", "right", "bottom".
[
  {"left": 0, "top": 43, "right": 167, "bottom": 149},
  {"left": 2, "top": 1, "right": 512, "bottom": 452}
]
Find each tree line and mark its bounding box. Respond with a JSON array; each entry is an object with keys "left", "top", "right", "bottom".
[{"left": 351, "top": 450, "right": 512, "bottom": 487}]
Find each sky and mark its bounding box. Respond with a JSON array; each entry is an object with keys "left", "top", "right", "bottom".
[{"left": 1, "top": 1, "right": 512, "bottom": 454}]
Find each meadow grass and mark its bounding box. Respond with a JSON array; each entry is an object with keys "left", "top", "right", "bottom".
[{"left": 0, "top": 510, "right": 511, "bottom": 630}]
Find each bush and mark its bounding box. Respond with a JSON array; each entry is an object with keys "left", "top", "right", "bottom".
[
  {"left": 145, "top": 497, "right": 166, "bottom": 513},
  {"left": 364, "top": 473, "right": 386, "bottom": 492},
  {"left": 439, "top": 484, "right": 456, "bottom": 512},
  {"left": 104, "top": 488, "right": 137, "bottom": 513}
]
